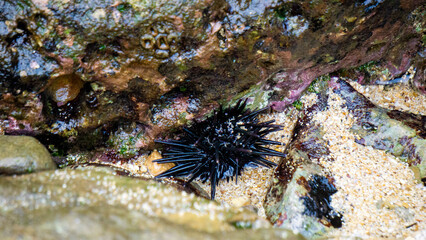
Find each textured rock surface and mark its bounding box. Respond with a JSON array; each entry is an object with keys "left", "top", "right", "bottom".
[
  {"left": 0, "top": 167, "right": 303, "bottom": 240},
  {"left": 0, "top": 0, "right": 424, "bottom": 157},
  {"left": 0, "top": 135, "right": 56, "bottom": 174}
]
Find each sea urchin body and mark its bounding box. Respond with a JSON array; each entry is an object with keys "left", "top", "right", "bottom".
[{"left": 154, "top": 99, "right": 285, "bottom": 199}]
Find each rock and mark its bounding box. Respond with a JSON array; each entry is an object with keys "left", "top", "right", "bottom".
[
  {"left": 266, "top": 163, "right": 337, "bottom": 238},
  {"left": 264, "top": 86, "right": 338, "bottom": 238},
  {"left": 0, "top": 135, "right": 56, "bottom": 174},
  {"left": 0, "top": 92, "right": 44, "bottom": 136},
  {"left": 0, "top": 0, "right": 424, "bottom": 157},
  {"left": 0, "top": 1, "right": 58, "bottom": 86},
  {"left": 0, "top": 167, "right": 303, "bottom": 240}
]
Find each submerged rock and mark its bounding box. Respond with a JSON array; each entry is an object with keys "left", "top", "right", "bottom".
[
  {"left": 0, "top": 135, "right": 56, "bottom": 174},
  {"left": 0, "top": 167, "right": 303, "bottom": 239},
  {"left": 264, "top": 78, "right": 425, "bottom": 238},
  {"left": 334, "top": 80, "right": 426, "bottom": 180},
  {"left": 264, "top": 85, "right": 337, "bottom": 238}
]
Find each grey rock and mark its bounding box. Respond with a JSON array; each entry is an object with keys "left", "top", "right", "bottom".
[{"left": 0, "top": 135, "right": 56, "bottom": 174}]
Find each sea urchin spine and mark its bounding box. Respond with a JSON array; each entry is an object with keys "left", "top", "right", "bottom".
[{"left": 154, "top": 99, "right": 286, "bottom": 199}]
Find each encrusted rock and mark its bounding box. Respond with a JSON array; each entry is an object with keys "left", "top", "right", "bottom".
[
  {"left": 265, "top": 78, "right": 425, "bottom": 239},
  {"left": 334, "top": 80, "right": 426, "bottom": 179},
  {"left": 1, "top": 0, "right": 424, "bottom": 158}
]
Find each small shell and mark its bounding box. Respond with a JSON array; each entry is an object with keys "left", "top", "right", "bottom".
[
  {"left": 149, "top": 26, "right": 158, "bottom": 37},
  {"left": 167, "top": 33, "right": 179, "bottom": 52},
  {"left": 156, "top": 23, "right": 167, "bottom": 34}
]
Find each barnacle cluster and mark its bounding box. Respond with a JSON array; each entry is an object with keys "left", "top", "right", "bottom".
[
  {"left": 140, "top": 21, "right": 179, "bottom": 59},
  {"left": 155, "top": 99, "right": 285, "bottom": 199}
]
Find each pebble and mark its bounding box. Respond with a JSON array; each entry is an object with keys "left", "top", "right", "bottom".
[
  {"left": 0, "top": 135, "right": 56, "bottom": 174},
  {"left": 145, "top": 150, "right": 175, "bottom": 176}
]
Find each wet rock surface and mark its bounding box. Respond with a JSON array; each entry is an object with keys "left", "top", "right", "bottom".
[
  {"left": 0, "top": 135, "right": 56, "bottom": 174},
  {"left": 0, "top": 0, "right": 424, "bottom": 156},
  {"left": 0, "top": 167, "right": 303, "bottom": 240},
  {"left": 264, "top": 83, "right": 335, "bottom": 237}
]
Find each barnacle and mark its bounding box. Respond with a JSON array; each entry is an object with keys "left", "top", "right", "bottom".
[
  {"left": 156, "top": 33, "right": 169, "bottom": 50},
  {"left": 140, "top": 34, "right": 155, "bottom": 49},
  {"left": 140, "top": 21, "right": 180, "bottom": 58}
]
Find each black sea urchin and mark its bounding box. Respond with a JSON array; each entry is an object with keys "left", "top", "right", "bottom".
[{"left": 154, "top": 99, "right": 286, "bottom": 199}]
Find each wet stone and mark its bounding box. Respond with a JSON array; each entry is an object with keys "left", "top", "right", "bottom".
[
  {"left": 265, "top": 162, "right": 333, "bottom": 239},
  {"left": 0, "top": 135, "right": 56, "bottom": 175},
  {"left": 334, "top": 80, "right": 426, "bottom": 179},
  {"left": 47, "top": 74, "right": 84, "bottom": 106}
]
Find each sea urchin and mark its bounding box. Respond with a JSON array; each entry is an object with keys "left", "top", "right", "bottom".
[{"left": 154, "top": 99, "right": 285, "bottom": 199}]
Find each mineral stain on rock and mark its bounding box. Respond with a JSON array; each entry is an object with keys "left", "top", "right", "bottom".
[{"left": 300, "top": 175, "right": 343, "bottom": 228}]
